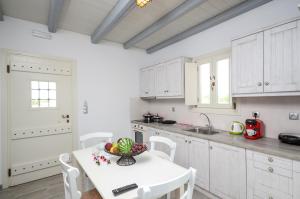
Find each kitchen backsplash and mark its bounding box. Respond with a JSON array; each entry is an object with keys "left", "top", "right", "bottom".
[{"left": 131, "top": 97, "right": 300, "bottom": 139}]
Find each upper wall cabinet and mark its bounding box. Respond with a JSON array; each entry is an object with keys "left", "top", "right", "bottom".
[
  {"left": 140, "top": 67, "right": 155, "bottom": 98},
  {"left": 232, "top": 19, "right": 300, "bottom": 97},
  {"left": 264, "top": 20, "right": 300, "bottom": 93},
  {"left": 140, "top": 57, "right": 189, "bottom": 99},
  {"left": 232, "top": 32, "right": 264, "bottom": 95}
]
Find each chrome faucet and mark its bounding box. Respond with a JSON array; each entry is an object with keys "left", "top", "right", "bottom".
[{"left": 200, "top": 113, "right": 212, "bottom": 133}]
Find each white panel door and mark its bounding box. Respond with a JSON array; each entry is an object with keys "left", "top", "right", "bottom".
[
  {"left": 172, "top": 134, "right": 189, "bottom": 168},
  {"left": 8, "top": 54, "right": 73, "bottom": 186},
  {"left": 140, "top": 67, "right": 155, "bottom": 97},
  {"left": 264, "top": 20, "right": 300, "bottom": 92},
  {"left": 155, "top": 64, "right": 167, "bottom": 97},
  {"left": 165, "top": 59, "right": 184, "bottom": 97},
  {"left": 232, "top": 32, "right": 264, "bottom": 94},
  {"left": 210, "top": 142, "right": 246, "bottom": 199},
  {"left": 189, "top": 138, "right": 209, "bottom": 191}
]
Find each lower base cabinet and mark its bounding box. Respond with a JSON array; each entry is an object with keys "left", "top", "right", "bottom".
[
  {"left": 293, "top": 161, "right": 300, "bottom": 199},
  {"left": 210, "top": 142, "right": 246, "bottom": 199}
]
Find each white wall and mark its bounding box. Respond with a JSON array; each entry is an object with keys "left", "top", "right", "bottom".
[
  {"left": 138, "top": 0, "right": 300, "bottom": 138},
  {"left": 0, "top": 16, "right": 149, "bottom": 185}
]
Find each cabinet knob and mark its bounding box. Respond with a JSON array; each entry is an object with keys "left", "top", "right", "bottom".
[
  {"left": 269, "top": 196, "right": 273, "bottom": 199},
  {"left": 209, "top": 146, "right": 213, "bottom": 150},
  {"left": 185, "top": 140, "right": 188, "bottom": 143},
  {"left": 268, "top": 157, "right": 274, "bottom": 162},
  {"left": 265, "top": 82, "right": 270, "bottom": 86},
  {"left": 257, "top": 82, "right": 262, "bottom": 86},
  {"left": 268, "top": 167, "right": 274, "bottom": 173},
  {"left": 145, "top": 91, "right": 149, "bottom": 94}
]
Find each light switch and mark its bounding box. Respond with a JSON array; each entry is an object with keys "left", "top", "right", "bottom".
[{"left": 289, "top": 112, "right": 299, "bottom": 120}]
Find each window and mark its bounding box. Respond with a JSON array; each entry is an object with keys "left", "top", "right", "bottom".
[
  {"left": 197, "top": 51, "right": 232, "bottom": 108},
  {"left": 31, "top": 81, "right": 56, "bottom": 108}
]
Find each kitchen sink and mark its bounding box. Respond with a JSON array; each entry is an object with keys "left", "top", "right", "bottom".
[{"left": 185, "top": 127, "right": 219, "bottom": 135}]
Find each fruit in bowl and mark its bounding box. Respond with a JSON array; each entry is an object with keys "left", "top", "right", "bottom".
[
  {"left": 105, "top": 143, "right": 113, "bottom": 151},
  {"left": 131, "top": 143, "right": 147, "bottom": 154},
  {"left": 118, "top": 138, "right": 134, "bottom": 154}
]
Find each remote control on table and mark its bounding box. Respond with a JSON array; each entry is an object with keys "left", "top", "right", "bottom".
[{"left": 112, "top": 183, "right": 138, "bottom": 196}]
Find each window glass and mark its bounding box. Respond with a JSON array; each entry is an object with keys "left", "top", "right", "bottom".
[
  {"left": 199, "top": 63, "right": 211, "bottom": 104},
  {"left": 216, "top": 58, "right": 230, "bottom": 104},
  {"left": 31, "top": 81, "right": 56, "bottom": 108}
]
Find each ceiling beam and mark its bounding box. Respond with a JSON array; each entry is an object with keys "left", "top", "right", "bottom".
[
  {"left": 0, "top": 2, "right": 3, "bottom": 21},
  {"left": 124, "top": 0, "right": 207, "bottom": 49},
  {"left": 48, "top": 0, "right": 65, "bottom": 33},
  {"left": 91, "top": 0, "right": 136, "bottom": 44},
  {"left": 146, "top": 0, "right": 273, "bottom": 54}
]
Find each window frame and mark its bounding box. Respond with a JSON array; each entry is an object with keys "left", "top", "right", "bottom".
[
  {"left": 30, "top": 80, "right": 57, "bottom": 109},
  {"left": 194, "top": 49, "right": 233, "bottom": 109}
]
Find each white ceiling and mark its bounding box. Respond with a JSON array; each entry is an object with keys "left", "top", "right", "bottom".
[{"left": 1, "top": 0, "right": 245, "bottom": 49}]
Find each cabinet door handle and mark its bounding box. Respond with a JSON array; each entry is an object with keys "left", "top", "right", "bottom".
[
  {"left": 257, "top": 82, "right": 262, "bottom": 86},
  {"left": 209, "top": 146, "right": 213, "bottom": 150},
  {"left": 189, "top": 141, "right": 191, "bottom": 144},
  {"left": 268, "top": 157, "right": 274, "bottom": 162},
  {"left": 265, "top": 82, "right": 270, "bottom": 86},
  {"left": 185, "top": 140, "right": 188, "bottom": 143},
  {"left": 268, "top": 167, "right": 274, "bottom": 173}
]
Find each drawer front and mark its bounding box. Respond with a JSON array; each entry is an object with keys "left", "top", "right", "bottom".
[
  {"left": 253, "top": 152, "right": 292, "bottom": 170},
  {"left": 253, "top": 186, "right": 292, "bottom": 199},
  {"left": 252, "top": 163, "right": 293, "bottom": 194}
]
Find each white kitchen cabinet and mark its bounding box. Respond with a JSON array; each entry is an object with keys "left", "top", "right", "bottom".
[
  {"left": 264, "top": 20, "right": 300, "bottom": 93},
  {"left": 232, "top": 19, "right": 300, "bottom": 97},
  {"left": 189, "top": 138, "right": 210, "bottom": 191},
  {"left": 293, "top": 161, "right": 300, "bottom": 199},
  {"left": 247, "top": 151, "right": 293, "bottom": 199},
  {"left": 172, "top": 134, "right": 189, "bottom": 169},
  {"left": 210, "top": 142, "right": 246, "bottom": 199},
  {"left": 140, "top": 67, "right": 155, "bottom": 97},
  {"left": 231, "top": 32, "right": 264, "bottom": 95},
  {"left": 155, "top": 58, "right": 186, "bottom": 98}
]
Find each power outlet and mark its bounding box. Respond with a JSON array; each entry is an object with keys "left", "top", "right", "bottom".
[
  {"left": 252, "top": 112, "right": 260, "bottom": 118},
  {"left": 289, "top": 112, "right": 299, "bottom": 120}
]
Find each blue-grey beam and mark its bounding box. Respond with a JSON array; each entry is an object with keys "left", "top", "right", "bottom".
[
  {"left": 48, "top": 0, "right": 65, "bottom": 33},
  {"left": 124, "top": 0, "right": 207, "bottom": 49},
  {"left": 0, "top": 2, "right": 3, "bottom": 21},
  {"left": 146, "top": 0, "right": 273, "bottom": 54},
  {"left": 91, "top": 0, "right": 136, "bottom": 44}
]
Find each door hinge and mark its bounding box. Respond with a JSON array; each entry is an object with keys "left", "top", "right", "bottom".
[
  {"left": 6, "top": 65, "right": 10, "bottom": 74},
  {"left": 8, "top": 168, "right": 11, "bottom": 177}
]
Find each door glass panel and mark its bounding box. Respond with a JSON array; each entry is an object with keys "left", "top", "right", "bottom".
[
  {"left": 31, "top": 81, "right": 57, "bottom": 108},
  {"left": 216, "top": 58, "right": 230, "bottom": 104},
  {"left": 199, "top": 63, "right": 211, "bottom": 104}
]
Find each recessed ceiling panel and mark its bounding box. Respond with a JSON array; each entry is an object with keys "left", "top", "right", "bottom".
[
  {"left": 1, "top": 0, "right": 50, "bottom": 24},
  {"left": 104, "top": 0, "right": 186, "bottom": 43},
  {"left": 59, "top": 0, "right": 118, "bottom": 35},
  {"left": 135, "top": 0, "right": 245, "bottom": 49}
]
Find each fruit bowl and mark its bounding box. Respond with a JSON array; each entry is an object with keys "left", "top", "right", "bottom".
[{"left": 104, "top": 138, "right": 147, "bottom": 166}]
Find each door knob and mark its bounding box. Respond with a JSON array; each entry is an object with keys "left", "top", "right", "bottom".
[
  {"left": 265, "top": 82, "right": 270, "bottom": 86},
  {"left": 257, "top": 82, "right": 262, "bottom": 86}
]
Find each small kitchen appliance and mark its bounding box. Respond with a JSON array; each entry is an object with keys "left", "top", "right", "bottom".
[
  {"left": 142, "top": 112, "right": 154, "bottom": 123},
  {"left": 279, "top": 133, "right": 300, "bottom": 145},
  {"left": 244, "top": 117, "right": 264, "bottom": 140},
  {"left": 229, "top": 121, "right": 244, "bottom": 135}
]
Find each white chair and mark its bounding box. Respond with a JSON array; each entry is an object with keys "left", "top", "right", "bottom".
[
  {"left": 79, "top": 132, "right": 113, "bottom": 192},
  {"left": 79, "top": 132, "right": 113, "bottom": 149},
  {"left": 59, "top": 153, "right": 102, "bottom": 199},
  {"left": 149, "top": 136, "right": 176, "bottom": 162},
  {"left": 137, "top": 167, "right": 197, "bottom": 199}
]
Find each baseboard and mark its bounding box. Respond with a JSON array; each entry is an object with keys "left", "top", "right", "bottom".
[{"left": 194, "top": 185, "right": 220, "bottom": 199}]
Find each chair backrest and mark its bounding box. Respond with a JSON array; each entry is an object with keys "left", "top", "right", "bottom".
[
  {"left": 80, "top": 132, "right": 113, "bottom": 149},
  {"left": 149, "top": 136, "right": 177, "bottom": 162},
  {"left": 59, "top": 153, "right": 81, "bottom": 199},
  {"left": 137, "top": 167, "right": 197, "bottom": 199}
]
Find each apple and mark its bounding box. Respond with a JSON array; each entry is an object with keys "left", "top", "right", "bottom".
[{"left": 105, "top": 143, "right": 112, "bottom": 151}]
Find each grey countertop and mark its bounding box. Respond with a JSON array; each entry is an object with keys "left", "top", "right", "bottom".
[{"left": 132, "top": 120, "right": 300, "bottom": 161}]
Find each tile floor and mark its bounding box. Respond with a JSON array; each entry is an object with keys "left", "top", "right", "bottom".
[{"left": 0, "top": 175, "right": 210, "bottom": 199}]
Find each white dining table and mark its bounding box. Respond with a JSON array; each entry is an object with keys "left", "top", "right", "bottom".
[{"left": 73, "top": 147, "right": 188, "bottom": 199}]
